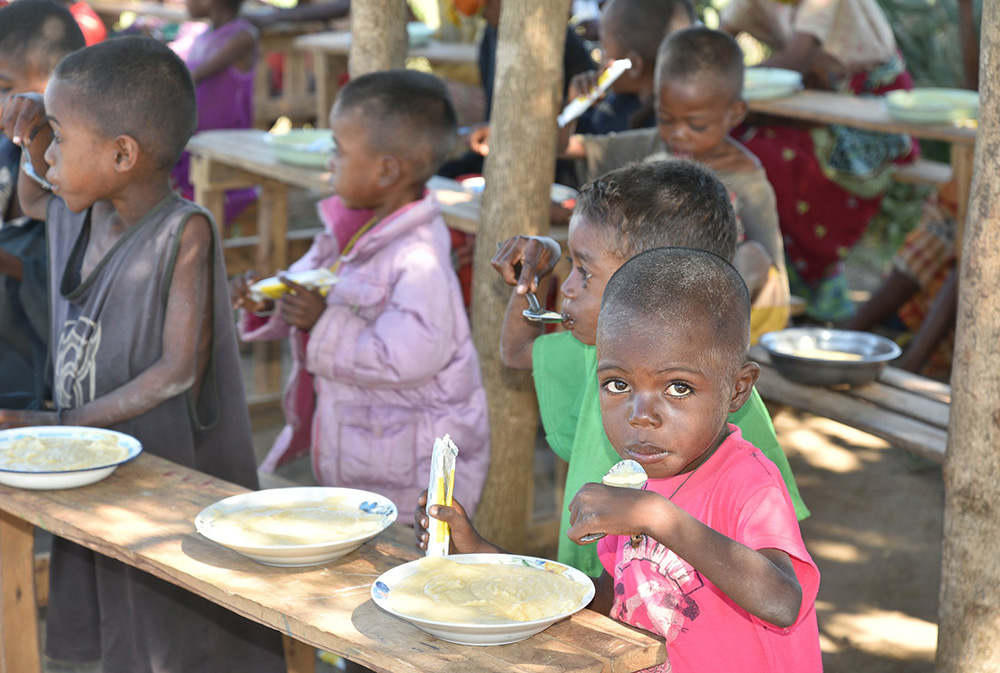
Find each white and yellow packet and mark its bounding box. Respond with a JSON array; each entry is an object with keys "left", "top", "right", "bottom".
[
  {"left": 557, "top": 58, "right": 632, "bottom": 128},
  {"left": 248, "top": 268, "right": 339, "bottom": 302},
  {"left": 425, "top": 434, "right": 458, "bottom": 557}
]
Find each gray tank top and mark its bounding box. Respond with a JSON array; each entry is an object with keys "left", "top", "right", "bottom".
[{"left": 48, "top": 193, "right": 259, "bottom": 488}]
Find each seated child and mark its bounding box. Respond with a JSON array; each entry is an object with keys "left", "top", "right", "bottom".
[
  {"left": 0, "top": 37, "right": 284, "bottom": 671},
  {"left": 0, "top": 0, "right": 85, "bottom": 404},
  {"left": 170, "top": 0, "right": 257, "bottom": 225},
  {"left": 232, "top": 70, "right": 491, "bottom": 516},
  {"left": 491, "top": 160, "right": 809, "bottom": 579},
  {"left": 564, "top": 26, "right": 791, "bottom": 342},
  {"left": 572, "top": 0, "right": 695, "bottom": 135},
  {"left": 846, "top": 185, "right": 958, "bottom": 380},
  {"left": 418, "top": 247, "right": 822, "bottom": 672}
]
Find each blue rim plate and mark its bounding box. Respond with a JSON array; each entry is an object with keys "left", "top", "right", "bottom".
[
  {"left": 0, "top": 426, "right": 142, "bottom": 490},
  {"left": 371, "top": 553, "right": 595, "bottom": 646},
  {"left": 196, "top": 487, "right": 397, "bottom": 567}
]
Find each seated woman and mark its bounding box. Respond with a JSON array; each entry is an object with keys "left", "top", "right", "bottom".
[{"left": 721, "top": 0, "right": 918, "bottom": 323}]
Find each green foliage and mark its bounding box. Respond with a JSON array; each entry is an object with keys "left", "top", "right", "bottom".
[{"left": 877, "top": 0, "right": 982, "bottom": 88}]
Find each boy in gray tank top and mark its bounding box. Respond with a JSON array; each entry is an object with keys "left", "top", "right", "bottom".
[{"left": 0, "top": 37, "right": 285, "bottom": 673}]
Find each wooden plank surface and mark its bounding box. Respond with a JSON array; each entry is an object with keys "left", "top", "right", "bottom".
[
  {"left": 0, "top": 454, "right": 664, "bottom": 673},
  {"left": 750, "top": 347, "right": 948, "bottom": 464},
  {"left": 186, "top": 130, "right": 481, "bottom": 234},
  {"left": 746, "top": 90, "right": 977, "bottom": 145}
]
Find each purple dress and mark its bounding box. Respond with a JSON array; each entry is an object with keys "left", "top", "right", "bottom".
[{"left": 171, "top": 19, "right": 258, "bottom": 224}]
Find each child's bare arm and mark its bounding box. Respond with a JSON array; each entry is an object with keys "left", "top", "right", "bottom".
[
  {"left": 568, "top": 485, "right": 804, "bottom": 629},
  {"left": 188, "top": 26, "right": 256, "bottom": 83},
  {"left": 0, "top": 93, "right": 54, "bottom": 220},
  {"left": 62, "top": 214, "right": 214, "bottom": 427},
  {"left": 557, "top": 72, "right": 597, "bottom": 160},
  {"left": 490, "top": 236, "right": 561, "bottom": 370}
]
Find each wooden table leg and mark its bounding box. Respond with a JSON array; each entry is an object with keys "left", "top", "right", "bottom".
[
  {"left": 0, "top": 510, "right": 41, "bottom": 673},
  {"left": 951, "top": 143, "right": 975, "bottom": 259},
  {"left": 282, "top": 635, "right": 316, "bottom": 673},
  {"left": 252, "top": 179, "right": 290, "bottom": 398},
  {"left": 312, "top": 52, "right": 347, "bottom": 128}
]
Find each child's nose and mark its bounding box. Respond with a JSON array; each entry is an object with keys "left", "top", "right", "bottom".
[
  {"left": 560, "top": 270, "right": 578, "bottom": 298},
  {"left": 628, "top": 393, "right": 661, "bottom": 427}
]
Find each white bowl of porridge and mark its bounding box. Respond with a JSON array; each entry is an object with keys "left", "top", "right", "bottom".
[
  {"left": 371, "top": 554, "right": 595, "bottom": 645},
  {"left": 195, "top": 487, "right": 397, "bottom": 567},
  {"left": 0, "top": 426, "right": 142, "bottom": 490}
]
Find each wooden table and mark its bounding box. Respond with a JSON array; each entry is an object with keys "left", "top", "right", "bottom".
[
  {"left": 750, "top": 346, "right": 949, "bottom": 464},
  {"left": 293, "top": 31, "right": 478, "bottom": 126},
  {"left": 0, "top": 453, "right": 664, "bottom": 673},
  {"left": 186, "top": 128, "right": 482, "bottom": 401},
  {"left": 746, "top": 89, "right": 977, "bottom": 249}
]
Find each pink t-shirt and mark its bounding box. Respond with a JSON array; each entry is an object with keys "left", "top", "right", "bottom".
[{"left": 597, "top": 426, "right": 822, "bottom": 673}]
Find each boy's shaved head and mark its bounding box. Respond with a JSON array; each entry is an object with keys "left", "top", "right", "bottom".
[
  {"left": 52, "top": 37, "right": 196, "bottom": 169},
  {"left": 0, "top": 0, "right": 85, "bottom": 75},
  {"left": 602, "top": 0, "right": 696, "bottom": 63},
  {"left": 333, "top": 69, "right": 458, "bottom": 184},
  {"left": 600, "top": 247, "right": 751, "bottom": 371},
  {"left": 574, "top": 159, "right": 738, "bottom": 263},
  {"left": 657, "top": 26, "right": 745, "bottom": 102}
]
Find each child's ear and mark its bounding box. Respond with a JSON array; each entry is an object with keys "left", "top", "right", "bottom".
[
  {"left": 727, "top": 98, "right": 748, "bottom": 131},
  {"left": 728, "top": 360, "right": 760, "bottom": 413},
  {"left": 111, "top": 135, "right": 140, "bottom": 173},
  {"left": 626, "top": 51, "right": 645, "bottom": 80},
  {"left": 378, "top": 154, "right": 402, "bottom": 188}
]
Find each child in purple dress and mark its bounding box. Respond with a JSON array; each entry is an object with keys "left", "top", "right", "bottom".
[{"left": 170, "top": 0, "right": 257, "bottom": 224}]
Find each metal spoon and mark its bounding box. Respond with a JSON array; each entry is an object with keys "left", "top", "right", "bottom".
[
  {"left": 21, "top": 147, "right": 53, "bottom": 191},
  {"left": 580, "top": 460, "right": 648, "bottom": 543},
  {"left": 522, "top": 279, "right": 565, "bottom": 323}
]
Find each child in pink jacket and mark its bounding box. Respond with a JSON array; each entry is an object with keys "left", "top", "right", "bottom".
[{"left": 232, "top": 70, "right": 491, "bottom": 514}]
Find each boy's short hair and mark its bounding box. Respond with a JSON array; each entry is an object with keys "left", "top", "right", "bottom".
[
  {"left": 656, "top": 26, "right": 745, "bottom": 101},
  {"left": 333, "top": 69, "right": 458, "bottom": 184},
  {"left": 603, "top": 0, "right": 696, "bottom": 63},
  {"left": 0, "top": 0, "right": 85, "bottom": 75},
  {"left": 574, "top": 159, "right": 738, "bottom": 263},
  {"left": 52, "top": 37, "right": 197, "bottom": 170},
  {"left": 600, "top": 246, "right": 751, "bottom": 368}
]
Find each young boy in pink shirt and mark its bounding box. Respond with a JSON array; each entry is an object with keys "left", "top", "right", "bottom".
[{"left": 417, "top": 247, "right": 822, "bottom": 672}]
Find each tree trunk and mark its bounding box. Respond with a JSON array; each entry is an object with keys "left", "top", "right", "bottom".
[
  {"left": 470, "top": 0, "right": 570, "bottom": 550},
  {"left": 936, "top": 5, "right": 1000, "bottom": 671},
  {"left": 349, "top": 0, "right": 408, "bottom": 77}
]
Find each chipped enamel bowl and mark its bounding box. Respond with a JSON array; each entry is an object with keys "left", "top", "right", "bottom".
[
  {"left": 0, "top": 426, "right": 142, "bottom": 490},
  {"left": 371, "top": 554, "right": 595, "bottom": 646}
]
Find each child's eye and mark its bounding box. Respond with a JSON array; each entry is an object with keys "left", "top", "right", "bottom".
[
  {"left": 577, "top": 266, "right": 593, "bottom": 287},
  {"left": 666, "top": 382, "right": 693, "bottom": 397},
  {"left": 689, "top": 124, "right": 709, "bottom": 132},
  {"left": 602, "top": 379, "right": 630, "bottom": 394}
]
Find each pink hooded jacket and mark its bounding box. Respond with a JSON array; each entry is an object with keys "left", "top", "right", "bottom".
[{"left": 241, "top": 192, "right": 491, "bottom": 514}]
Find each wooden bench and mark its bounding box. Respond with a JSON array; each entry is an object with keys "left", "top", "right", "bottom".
[{"left": 750, "top": 345, "right": 949, "bottom": 464}]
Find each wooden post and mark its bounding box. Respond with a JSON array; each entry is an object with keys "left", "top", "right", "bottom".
[
  {"left": 470, "top": 0, "right": 570, "bottom": 550},
  {"left": 936, "top": 5, "right": 1000, "bottom": 671},
  {"left": 348, "top": 0, "right": 408, "bottom": 77},
  {"left": 0, "top": 510, "right": 41, "bottom": 672}
]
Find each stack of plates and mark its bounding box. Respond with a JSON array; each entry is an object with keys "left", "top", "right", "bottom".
[
  {"left": 744, "top": 68, "right": 803, "bottom": 101},
  {"left": 884, "top": 88, "right": 979, "bottom": 124}
]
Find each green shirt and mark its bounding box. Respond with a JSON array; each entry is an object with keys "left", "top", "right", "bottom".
[{"left": 533, "top": 331, "right": 810, "bottom": 578}]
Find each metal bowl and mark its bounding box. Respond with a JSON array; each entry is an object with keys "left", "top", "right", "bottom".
[{"left": 758, "top": 328, "right": 902, "bottom": 388}]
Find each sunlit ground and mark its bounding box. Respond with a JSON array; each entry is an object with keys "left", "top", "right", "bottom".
[{"left": 774, "top": 411, "right": 943, "bottom": 672}]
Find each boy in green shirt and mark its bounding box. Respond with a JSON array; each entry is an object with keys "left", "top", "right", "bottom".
[{"left": 492, "top": 160, "right": 809, "bottom": 578}]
